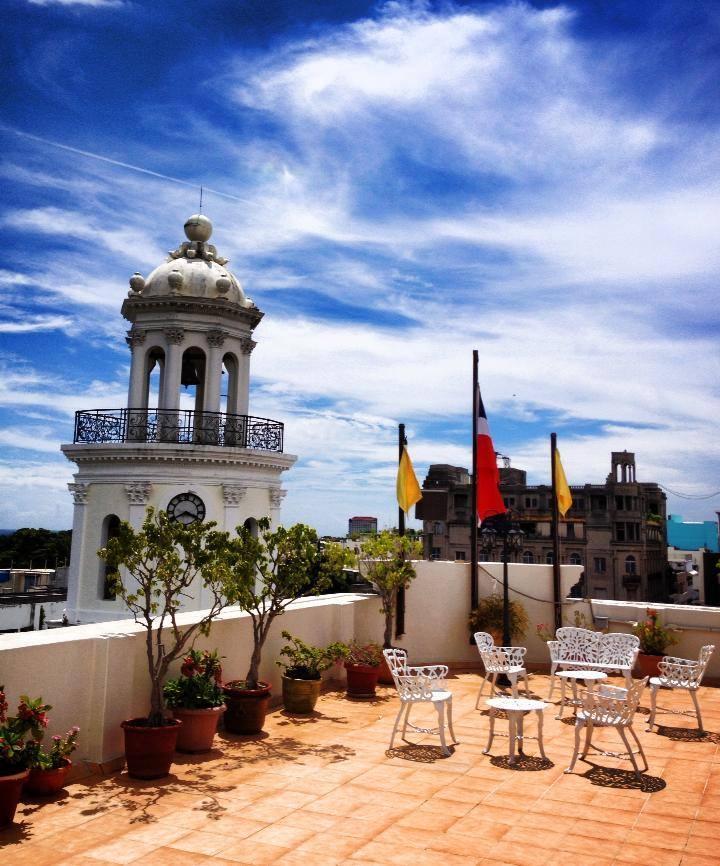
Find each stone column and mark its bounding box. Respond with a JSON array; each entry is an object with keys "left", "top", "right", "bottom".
[
  {"left": 268, "top": 488, "right": 286, "bottom": 527},
  {"left": 201, "top": 330, "right": 226, "bottom": 444},
  {"left": 124, "top": 482, "right": 152, "bottom": 528},
  {"left": 66, "top": 483, "right": 90, "bottom": 619},
  {"left": 160, "top": 329, "right": 184, "bottom": 441},
  {"left": 236, "top": 337, "right": 256, "bottom": 417},
  {"left": 222, "top": 484, "right": 247, "bottom": 535},
  {"left": 125, "top": 329, "right": 147, "bottom": 409}
]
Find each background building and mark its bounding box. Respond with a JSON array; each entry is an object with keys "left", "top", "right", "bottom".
[
  {"left": 61, "top": 215, "right": 296, "bottom": 623},
  {"left": 667, "top": 513, "right": 720, "bottom": 605},
  {"left": 416, "top": 451, "right": 669, "bottom": 602},
  {"left": 348, "top": 516, "right": 378, "bottom": 536}
]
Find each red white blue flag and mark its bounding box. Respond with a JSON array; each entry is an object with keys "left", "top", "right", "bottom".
[{"left": 476, "top": 388, "right": 506, "bottom": 522}]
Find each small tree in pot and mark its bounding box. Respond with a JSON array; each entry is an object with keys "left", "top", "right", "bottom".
[
  {"left": 221, "top": 518, "right": 330, "bottom": 734},
  {"left": 276, "top": 632, "right": 346, "bottom": 713},
  {"left": 164, "top": 649, "right": 225, "bottom": 753},
  {"left": 99, "top": 508, "right": 232, "bottom": 778},
  {"left": 469, "top": 595, "right": 529, "bottom": 645}
]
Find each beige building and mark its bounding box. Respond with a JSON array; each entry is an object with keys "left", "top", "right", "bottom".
[{"left": 416, "top": 451, "right": 669, "bottom": 602}]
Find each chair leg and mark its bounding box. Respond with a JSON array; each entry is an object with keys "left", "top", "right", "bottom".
[
  {"left": 509, "top": 672, "right": 519, "bottom": 698},
  {"left": 549, "top": 663, "right": 557, "bottom": 699},
  {"left": 389, "top": 701, "right": 405, "bottom": 750},
  {"left": 483, "top": 707, "right": 496, "bottom": 755},
  {"left": 690, "top": 688, "right": 704, "bottom": 734},
  {"left": 435, "top": 700, "right": 450, "bottom": 756},
  {"left": 623, "top": 669, "right": 631, "bottom": 690},
  {"left": 557, "top": 676, "right": 567, "bottom": 719},
  {"left": 618, "top": 725, "right": 641, "bottom": 779},
  {"left": 647, "top": 682, "right": 659, "bottom": 731},
  {"left": 565, "top": 719, "right": 583, "bottom": 773},
  {"left": 491, "top": 672, "right": 498, "bottom": 696},
  {"left": 580, "top": 719, "right": 594, "bottom": 759},
  {"left": 536, "top": 709, "right": 546, "bottom": 760},
  {"left": 508, "top": 713, "right": 517, "bottom": 765},
  {"left": 401, "top": 701, "right": 412, "bottom": 741},
  {"left": 446, "top": 696, "right": 457, "bottom": 744},
  {"left": 628, "top": 724, "right": 648, "bottom": 773},
  {"left": 523, "top": 670, "right": 530, "bottom": 696}
]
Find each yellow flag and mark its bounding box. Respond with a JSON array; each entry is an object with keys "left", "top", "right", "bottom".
[
  {"left": 396, "top": 446, "right": 422, "bottom": 514},
  {"left": 555, "top": 448, "right": 573, "bottom": 517}
]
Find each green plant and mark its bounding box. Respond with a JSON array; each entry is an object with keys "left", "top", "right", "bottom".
[
  {"left": 631, "top": 608, "right": 679, "bottom": 655},
  {"left": 222, "top": 518, "right": 331, "bottom": 690},
  {"left": 342, "top": 641, "right": 383, "bottom": 667},
  {"left": 276, "top": 632, "right": 346, "bottom": 680},
  {"left": 98, "top": 507, "right": 233, "bottom": 726},
  {"left": 0, "top": 688, "right": 51, "bottom": 776},
  {"left": 163, "top": 649, "right": 224, "bottom": 710},
  {"left": 358, "top": 531, "right": 422, "bottom": 648},
  {"left": 315, "top": 542, "right": 357, "bottom": 594},
  {"left": 469, "top": 595, "right": 529, "bottom": 642},
  {"left": 28, "top": 726, "right": 80, "bottom": 770}
]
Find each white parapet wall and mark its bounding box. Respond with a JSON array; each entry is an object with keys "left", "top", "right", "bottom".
[{"left": 1, "top": 561, "right": 718, "bottom": 770}]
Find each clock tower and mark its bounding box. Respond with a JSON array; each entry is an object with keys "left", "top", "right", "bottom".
[{"left": 61, "top": 214, "right": 296, "bottom": 623}]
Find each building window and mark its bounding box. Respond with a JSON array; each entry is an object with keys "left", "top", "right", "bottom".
[
  {"left": 433, "top": 522, "right": 444, "bottom": 535},
  {"left": 100, "top": 514, "right": 121, "bottom": 600},
  {"left": 525, "top": 496, "right": 538, "bottom": 508},
  {"left": 566, "top": 523, "right": 575, "bottom": 539},
  {"left": 616, "top": 522, "right": 640, "bottom": 542},
  {"left": 455, "top": 551, "right": 466, "bottom": 561},
  {"left": 569, "top": 552, "right": 582, "bottom": 565},
  {"left": 430, "top": 547, "right": 441, "bottom": 561},
  {"left": 453, "top": 494, "right": 467, "bottom": 507},
  {"left": 591, "top": 495, "right": 607, "bottom": 511},
  {"left": 625, "top": 555, "right": 637, "bottom": 574},
  {"left": 594, "top": 557, "right": 606, "bottom": 573},
  {"left": 545, "top": 551, "right": 554, "bottom": 564},
  {"left": 522, "top": 551, "right": 534, "bottom": 564}
]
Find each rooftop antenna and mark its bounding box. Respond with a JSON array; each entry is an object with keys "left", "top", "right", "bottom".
[{"left": 199, "top": 185, "right": 203, "bottom": 213}]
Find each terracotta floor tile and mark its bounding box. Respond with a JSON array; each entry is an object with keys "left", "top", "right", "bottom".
[
  {"left": 83, "top": 837, "right": 159, "bottom": 864},
  {"left": 130, "top": 847, "right": 210, "bottom": 866},
  {"left": 350, "top": 839, "right": 478, "bottom": 865},
  {"left": 168, "top": 830, "right": 236, "bottom": 855},
  {"left": 212, "top": 839, "right": 290, "bottom": 864},
  {"left": 297, "top": 832, "right": 367, "bottom": 858},
  {"left": 123, "top": 822, "right": 188, "bottom": 846},
  {"left": 484, "top": 840, "right": 553, "bottom": 866},
  {"left": 613, "top": 842, "right": 683, "bottom": 866},
  {"left": 195, "top": 815, "right": 268, "bottom": 838},
  {"left": 677, "top": 856, "right": 720, "bottom": 866}
]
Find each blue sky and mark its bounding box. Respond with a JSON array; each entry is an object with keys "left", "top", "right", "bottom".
[{"left": 1, "top": 0, "right": 719, "bottom": 534}]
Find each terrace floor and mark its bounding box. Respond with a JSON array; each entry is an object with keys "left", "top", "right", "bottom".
[{"left": 3, "top": 672, "right": 720, "bottom": 866}]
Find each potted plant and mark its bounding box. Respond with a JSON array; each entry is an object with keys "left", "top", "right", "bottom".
[
  {"left": 342, "top": 641, "right": 384, "bottom": 698},
  {"left": 99, "top": 508, "right": 233, "bottom": 778},
  {"left": 25, "top": 726, "right": 80, "bottom": 796},
  {"left": 221, "top": 518, "right": 331, "bottom": 734},
  {"left": 358, "top": 531, "right": 422, "bottom": 683},
  {"left": 163, "top": 650, "right": 225, "bottom": 752},
  {"left": 0, "top": 688, "right": 50, "bottom": 825},
  {"left": 276, "top": 632, "right": 346, "bottom": 713},
  {"left": 469, "top": 594, "right": 529, "bottom": 645},
  {"left": 632, "top": 608, "right": 679, "bottom": 678}
]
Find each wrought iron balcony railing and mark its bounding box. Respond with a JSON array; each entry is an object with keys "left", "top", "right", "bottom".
[{"left": 73, "top": 408, "right": 284, "bottom": 452}]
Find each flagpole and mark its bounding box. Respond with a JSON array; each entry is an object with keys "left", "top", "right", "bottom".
[
  {"left": 470, "top": 350, "right": 479, "bottom": 611},
  {"left": 396, "top": 423, "right": 406, "bottom": 638},
  {"left": 550, "top": 432, "right": 562, "bottom": 630}
]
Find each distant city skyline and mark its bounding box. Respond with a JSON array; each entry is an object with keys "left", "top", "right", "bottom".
[{"left": 1, "top": 1, "right": 719, "bottom": 535}]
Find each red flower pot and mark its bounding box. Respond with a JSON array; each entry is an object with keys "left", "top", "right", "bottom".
[
  {"left": 171, "top": 706, "right": 225, "bottom": 752},
  {"left": 223, "top": 682, "right": 271, "bottom": 735},
  {"left": 24, "top": 759, "right": 72, "bottom": 796},
  {"left": 0, "top": 770, "right": 29, "bottom": 826},
  {"left": 345, "top": 662, "right": 381, "bottom": 698},
  {"left": 635, "top": 652, "right": 663, "bottom": 679},
  {"left": 121, "top": 718, "right": 182, "bottom": 779}
]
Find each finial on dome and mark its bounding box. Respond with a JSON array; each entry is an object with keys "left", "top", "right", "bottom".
[{"left": 184, "top": 214, "right": 213, "bottom": 243}]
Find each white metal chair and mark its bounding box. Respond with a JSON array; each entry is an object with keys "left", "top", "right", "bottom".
[
  {"left": 383, "top": 648, "right": 457, "bottom": 756},
  {"left": 565, "top": 677, "right": 649, "bottom": 780},
  {"left": 474, "top": 631, "right": 529, "bottom": 706},
  {"left": 647, "top": 645, "right": 714, "bottom": 734}
]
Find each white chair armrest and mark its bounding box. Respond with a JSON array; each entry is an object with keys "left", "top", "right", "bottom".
[
  {"left": 660, "top": 655, "right": 693, "bottom": 667},
  {"left": 407, "top": 664, "right": 448, "bottom": 688},
  {"left": 495, "top": 647, "right": 527, "bottom": 665},
  {"left": 395, "top": 673, "right": 438, "bottom": 700}
]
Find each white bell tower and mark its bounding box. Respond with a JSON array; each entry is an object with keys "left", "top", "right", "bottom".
[{"left": 62, "top": 214, "right": 296, "bottom": 622}]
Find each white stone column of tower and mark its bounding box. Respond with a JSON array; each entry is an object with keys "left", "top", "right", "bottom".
[{"left": 61, "top": 214, "right": 297, "bottom": 624}]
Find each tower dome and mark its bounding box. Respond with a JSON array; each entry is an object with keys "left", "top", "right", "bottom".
[{"left": 127, "top": 215, "right": 253, "bottom": 307}]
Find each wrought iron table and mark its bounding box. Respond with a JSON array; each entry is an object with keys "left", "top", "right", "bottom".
[{"left": 483, "top": 696, "right": 547, "bottom": 765}]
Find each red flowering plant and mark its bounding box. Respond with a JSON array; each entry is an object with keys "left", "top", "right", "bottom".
[
  {"left": 0, "top": 687, "right": 51, "bottom": 776},
  {"left": 28, "top": 727, "right": 80, "bottom": 771},
  {"left": 163, "top": 649, "right": 225, "bottom": 710},
  {"left": 631, "top": 608, "right": 679, "bottom": 656}
]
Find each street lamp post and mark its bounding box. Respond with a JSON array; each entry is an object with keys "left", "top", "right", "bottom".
[{"left": 479, "top": 511, "right": 524, "bottom": 658}]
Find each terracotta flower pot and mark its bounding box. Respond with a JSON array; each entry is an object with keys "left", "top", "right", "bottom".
[
  {"left": 345, "top": 662, "right": 380, "bottom": 699},
  {"left": 377, "top": 654, "right": 396, "bottom": 686},
  {"left": 121, "top": 718, "right": 182, "bottom": 779},
  {"left": 223, "top": 682, "right": 271, "bottom": 734},
  {"left": 282, "top": 675, "right": 322, "bottom": 713},
  {"left": 635, "top": 652, "right": 663, "bottom": 679},
  {"left": 0, "top": 770, "right": 29, "bottom": 826},
  {"left": 171, "top": 706, "right": 225, "bottom": 753},
  {"left": 24, "top": 759, "right": 72, "bottom": 796}
]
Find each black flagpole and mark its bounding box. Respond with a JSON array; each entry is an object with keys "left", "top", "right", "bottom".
[
  {"left": 471, "top": 351, "right": 479, "bottom": 612},
  {"left": 550, "top": 431, "right": 562, "bottom": 631},
  {"left": 396, "top": 423, "right": 406, "bottom": 638}
]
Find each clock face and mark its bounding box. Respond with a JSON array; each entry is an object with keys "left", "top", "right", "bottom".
[{"left": 167, "top": 492, "right": 206, "bottom": 526}]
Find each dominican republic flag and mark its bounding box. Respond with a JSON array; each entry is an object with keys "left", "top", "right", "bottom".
[{"left": 476, "top": 388, "right": 506, "bottom": 522}]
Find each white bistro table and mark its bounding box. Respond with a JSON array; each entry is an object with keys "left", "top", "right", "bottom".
[
  {"left": 483, "top": 696, "right": 548, "bottom": 765},
  {"left": 555, "top": 670, "right": 607, "bottom": 719}
]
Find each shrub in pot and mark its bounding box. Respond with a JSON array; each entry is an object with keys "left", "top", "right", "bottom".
[
  {"left": 0, "top": 689, "right": 51, "bottom": 824},
  {"left": 358, "top": 532, "right": 422, "bottom": 683},
  {"left": 221, "top": 519, "right": 331, "bottom": 733},
  {"left": 164, "top": 650, "right": 225, "bottom": 752},
  {"left": 99, "top": 508, "right": 233, "bottom": 778},
  {"left": 25, "top": 725, "right": 80, "bottom": 796},
  {"left": 276, "top": 631, "right": 346, "bottom": 713},
  {"left": 632, "top": 608, "right": 679, "bottom": 677},
  {"left": 468, "top": 594, "right": 529, "bottom": 645},
  {"left": 342, "top": 641, "right": 384, "bottom": 699}
]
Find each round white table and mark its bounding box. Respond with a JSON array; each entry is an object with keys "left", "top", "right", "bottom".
[
  {"left": 483, "top": 696, "right": 547, "bottom": 765},
  {"left": 555, "top": 670, "right": 607, "bottom": 719}
]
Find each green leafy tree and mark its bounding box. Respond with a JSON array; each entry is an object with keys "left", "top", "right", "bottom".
[
  {"left": 358, "top": 531, "right": 422, "bottom": 648},
  {"left": 0, "top": 528, "right": 71, "bottom": 569},
  {"left": 98, "top": 508, "right": 232, "bottom": 726},
  {"left": 222, "top": 518, "right": 330, "bottom": 690},
  {"left": 316, "top": 542, "right": 357, "bottom": 593}
]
